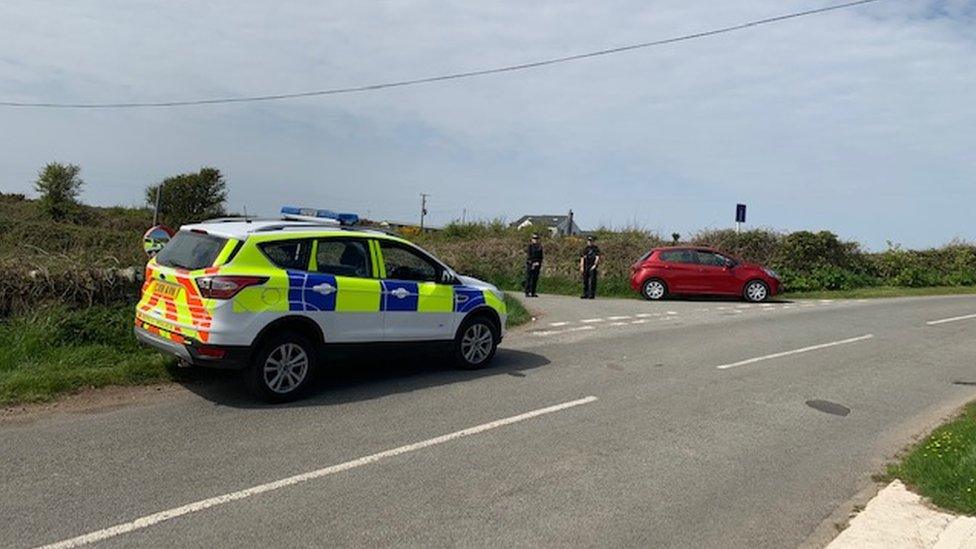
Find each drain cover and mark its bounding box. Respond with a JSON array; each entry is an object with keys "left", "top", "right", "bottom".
[
  {"left": 806, "top": 399, "right": 851, "bottom": 417},
  {"left": 953, "top": 381, "right": 976, "bottom": 386}
]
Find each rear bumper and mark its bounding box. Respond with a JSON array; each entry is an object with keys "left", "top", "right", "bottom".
[{"left": 133, "top": 325, "right": 250, "bottom": 370}]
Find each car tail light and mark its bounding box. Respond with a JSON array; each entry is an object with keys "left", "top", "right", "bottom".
[{"left": 196, "top": 276, "right": 268, "bottom": 299}]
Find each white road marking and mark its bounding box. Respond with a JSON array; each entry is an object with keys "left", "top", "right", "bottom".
[
  {"left": 580, "top": 318, "right": 605, "bottom": 323},
  {"left": 36, "top": 397, "right": 599, "bottom": 549},
  {"left": 927, "top": 313, "right": 976, "bottom": 326},
  {"left": 666, "top": 311, "right": 678, "bottom": 315},
  {"left": 630, "top": 319, "right": 649, "bottom": 324},
  {"left": 782, "top": 305, "right": 794, "bottom": 309},
  {"left": 531, "top": 325, "right": 596, "bottom": 336},
  {"left": 635, "top": 313, "right": 657, "bottom": 318},
  {"left": 607, "top": 315, "right": 632, "bottom": 321},
  {"left": 717, "top": 306, "right": 729, "bottom": 311},
  {"left": 716, "top": 335, "right": 875, "bottom": 370},
  {"left": 760, "top": 304, "right": 774, "bottom": 308},
  {"left": 609, "top": 322, "right": 629, "bottom": 326},
  {"left": 548, "top": 321, "right": 570, "bottom": 327}
]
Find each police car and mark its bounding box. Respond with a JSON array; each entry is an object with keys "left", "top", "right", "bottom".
[{"left": 134, "top": 207, "right": 507, "bottom": 402}]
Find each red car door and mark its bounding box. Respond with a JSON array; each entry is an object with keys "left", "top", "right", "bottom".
[
  {"left": 694, "top": 250, "right": 740, "bottom": 295},
  {"left": 657, "top": 249, "right": 700, "bottom": 292}
]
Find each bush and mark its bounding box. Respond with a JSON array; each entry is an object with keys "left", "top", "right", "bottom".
[{"left": 34, "top": 162, "right": 84, "bottom": 221}]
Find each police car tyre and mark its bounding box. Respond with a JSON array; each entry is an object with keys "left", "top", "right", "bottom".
[
  {"left": 743, "top": 279, "right": 770, "bottom": 303},
  {"left": 641, "top": 278, "right": 668, "bottom": 301},
  {"left": 454, "top": 315, "right": 499, "bottom": 370},
  {"left": 247, "top": 333, "right": 318, "bottom": 403}
]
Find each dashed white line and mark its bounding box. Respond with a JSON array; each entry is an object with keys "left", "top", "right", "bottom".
[
  {"left": 635, "top": 313, "right": 656, "bottom": 318},
  {"left": 548, "top": 321, "right": 570, "bottom": 327},
  {"left": 609, "top": 322, "right": 629, "bottom": 326},
  {"left": 927, "top": 313, "right": 976, "bottom": 326},
  {"left": 666, "top": 311, "right": 678, "bottom": 315},
  {"left": 630, "top": 319, "right": 649, "bottom": 325},
  {"left": 531, "top": 325, "right": 596, "bottom": 337},
  {"left": 716, "top": 334, "right": 875, "bottom": 370},
  {"left": 607, "top": 315, "right": 632, "bottom": 321},
  {"left": 35, "top": 397, "right": 599, "bottom": 549},
  {"left": 580, "top": 318, "right": 605, "bottom": 324}
]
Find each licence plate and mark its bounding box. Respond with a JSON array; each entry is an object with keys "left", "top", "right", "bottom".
[{"left": 154, "top": 280, "right": 182, "bottom": 299}]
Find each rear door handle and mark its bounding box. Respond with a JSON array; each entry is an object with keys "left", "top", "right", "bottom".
[{"left": 391, "top": 287, "right": 410, "bottom": 299}]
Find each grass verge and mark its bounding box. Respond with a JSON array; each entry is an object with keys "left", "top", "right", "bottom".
[
  {"left": 886, "top": 401, "right": 976, "bottom": 515},
  {"left": 782, "top": 286, "right": 976, "bottom": 300},
  {"left": 504, "top": 294, "right": 532, "bottom": 328},
  {"left": 0, "top": 305, "right": 173, "bottom": 405}
]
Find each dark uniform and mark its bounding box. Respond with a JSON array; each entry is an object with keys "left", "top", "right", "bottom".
[
  {"left": 525, "top": 235, "right": 543, "bottom": 297},
  {"left": 579, "top": 240, "right": 601, "bottom": 299}
]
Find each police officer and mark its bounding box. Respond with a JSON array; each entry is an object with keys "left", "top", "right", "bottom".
[
  {"left": 579, "top": 236, "right": 601, "bottom": 299},
  {"left": 524, "top": 233, "right": 543, "bottom": 297}
]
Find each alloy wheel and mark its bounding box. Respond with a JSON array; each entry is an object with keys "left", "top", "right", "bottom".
[
  {"left": 263, "top": 342, "right": 309, "bottom": 394},
  {"left": 461, "top": 323, "right": 494, "bottom": 365}
]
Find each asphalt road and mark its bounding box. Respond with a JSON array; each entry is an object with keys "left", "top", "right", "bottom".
[{"left": 4, "top": 294, "right": 976, "bottom": 548}]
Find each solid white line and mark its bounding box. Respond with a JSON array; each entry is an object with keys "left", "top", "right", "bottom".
[
  {"left": 36, "top": 397, "right": 599, "bottom": 549},
  {"left": 548, "top": 321, "right": 570, "bottom": 327},
  {"left": 716, "top": 335, "right": 874, "bottom": 370},
  {"left": 607, "top": 315, "right": 631, "bottom": 321},
  {"left": 927, "top": 313, "right": 976, "bottom": 326},
  {"left": 580, "top": 318, "right": 605, "bottom": 323}
]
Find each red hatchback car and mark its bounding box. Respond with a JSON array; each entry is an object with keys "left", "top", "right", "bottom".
[{"left": 630, "top": 247, "right": 782, "bottom": 302}]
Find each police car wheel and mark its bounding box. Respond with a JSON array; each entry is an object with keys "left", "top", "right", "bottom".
[
  {"left": 247, "top": 333, "right": 317, "bottom": 403},
  {"left": 642, "top": 279, "right": 667, "bottom": 300},
  {"left": 454, "top": 316, "right": 498, "bottom": 370},
  {"left": 743, "top": 280, "right": 770, "bottom": 303}
]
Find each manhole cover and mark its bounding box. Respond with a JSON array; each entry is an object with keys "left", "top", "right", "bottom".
[{"left": 806, "top": 399, "right": 851, "bottom": 417}]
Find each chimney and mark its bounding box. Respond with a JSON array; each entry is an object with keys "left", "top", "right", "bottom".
[{"left": 567, "top": 209, "right": 574, "bottom": 236}]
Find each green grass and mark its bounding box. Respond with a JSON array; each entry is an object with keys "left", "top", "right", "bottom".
[
  {"left": 783, "top": 286, "right": 976, "bottom": 300},
  {"left": 0, "top": 305, "right": 173, "bottom": 405},
  {"left": 504, "top": 293, "right": 532, "bottom": 328},
  {"left": 887, "top": 401, "right": 976, "bottom": 515}
]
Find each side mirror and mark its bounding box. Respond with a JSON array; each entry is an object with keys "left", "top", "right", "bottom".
[
  {"left": 441, "top": 270, "right": 459, "bottom": 284},
  {"left": 724, "top": 259, "right": 737, "bottom": 269}
]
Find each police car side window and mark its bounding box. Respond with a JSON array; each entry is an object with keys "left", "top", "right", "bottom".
[
  {"left": 380, "top": 242, "right": 439, "bottom": 282},
  {"left": 259, "top": 240, "right": 310, "bottom": 270},
  {"left": 316, "top": 239, "right": 371, "bottom": 278}
]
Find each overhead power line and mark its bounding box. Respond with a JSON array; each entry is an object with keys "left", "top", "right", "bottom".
[{"left": 0, "top": 0, "right": 883, "bottom": 109}]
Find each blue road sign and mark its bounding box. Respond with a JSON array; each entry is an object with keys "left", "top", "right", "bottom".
[{"left": 736, "top": 204, "right": 747, "bottom": 224}]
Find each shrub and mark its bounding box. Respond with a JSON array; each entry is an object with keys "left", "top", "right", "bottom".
[{"left": 34, "top": 162, "right": 84, "bottom": 221}]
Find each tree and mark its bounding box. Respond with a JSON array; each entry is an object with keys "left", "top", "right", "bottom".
[
  {"left": 145, "top": 167, "right": 228, "bottom": 228},
  {"left": 35, "top": 162, "right": 84, "bottom": 220}
]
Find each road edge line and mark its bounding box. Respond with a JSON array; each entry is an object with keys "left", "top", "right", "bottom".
[{"left": 36, "top": 396, "right": 598, "bottom": 549}]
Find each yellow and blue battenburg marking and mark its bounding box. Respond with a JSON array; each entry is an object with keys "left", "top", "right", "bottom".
[{"left": 283, "top": 269, "right": 500, "bottom": 315}]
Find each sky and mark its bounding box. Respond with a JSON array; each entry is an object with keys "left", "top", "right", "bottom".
[{"left": 0, "top": 0, "right": 974, "bottom": 250}]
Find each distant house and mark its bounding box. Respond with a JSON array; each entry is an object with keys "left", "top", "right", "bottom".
[{"left": 510, "top": 213, "right": 581, "bottom": 237}]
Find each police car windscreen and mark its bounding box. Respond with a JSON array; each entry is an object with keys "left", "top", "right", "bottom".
[{"left": 155, "top": 231, "right": 227, "bottom": 270}]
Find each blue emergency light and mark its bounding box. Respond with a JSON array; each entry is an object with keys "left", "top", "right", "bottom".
[{"left": 280, "top": 206, "right": 359, "bottom": 226}]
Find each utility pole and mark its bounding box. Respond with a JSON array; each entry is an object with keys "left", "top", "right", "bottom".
[
  {"left": 420, "top": 193, "right": 429, "bottom": 231},
  {"left": 152, "top": 184, "right": 162, "bottom": 226}
]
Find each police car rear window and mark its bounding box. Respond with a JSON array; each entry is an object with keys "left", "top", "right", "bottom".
[
  {"left": 156, "top": 231, "right": 227, "bottom": 270},
  {"left": 259, "top": 240, "right": 310, "bottom": 270}
]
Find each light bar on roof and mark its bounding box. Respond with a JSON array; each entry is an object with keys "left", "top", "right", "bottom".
[{"left": 280, "top": 206, "right": 359, "bottom": 226}]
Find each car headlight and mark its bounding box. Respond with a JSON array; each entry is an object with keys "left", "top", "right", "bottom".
[{"left": 762, "top": 268, "right": 780, "bottom": 279}]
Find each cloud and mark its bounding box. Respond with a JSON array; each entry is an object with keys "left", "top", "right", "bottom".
[{"left": 0, "top": 0, "right": 973, "bottom": 248}]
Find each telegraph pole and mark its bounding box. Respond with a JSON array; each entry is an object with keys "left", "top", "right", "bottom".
[{"left": 420, "top": 193, "right": 429, "bottom": 231}]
